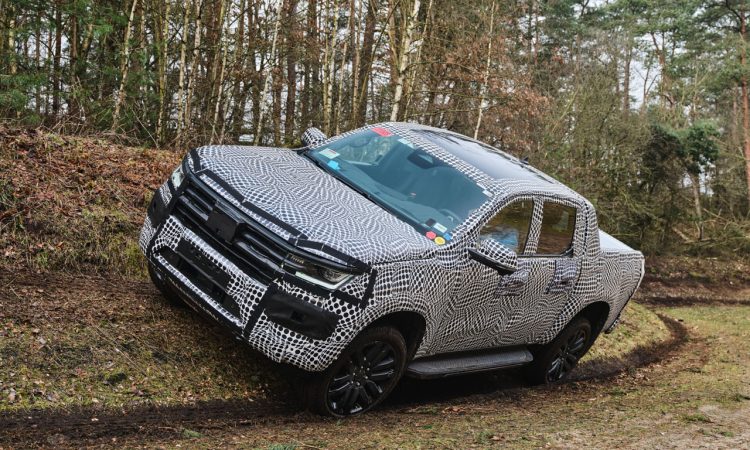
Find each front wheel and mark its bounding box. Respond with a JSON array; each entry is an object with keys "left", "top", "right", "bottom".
[
  {"left": 307, "top": 326, "right": 407, "bottom": 417},
  {"left": 526, "top": 317, "right": 592, "bottom": 385}
]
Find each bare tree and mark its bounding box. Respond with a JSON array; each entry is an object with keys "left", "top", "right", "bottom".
[
  {"left": 254, "top": 0, "right": 285, "bottom": 144},
  {"left": 390, "top": 0, "right": 421, "bottom": 121},
  {"left": 112, "top": 0, "right": 140, "bottom": 130}
]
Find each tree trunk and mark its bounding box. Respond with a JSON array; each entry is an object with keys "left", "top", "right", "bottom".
[
  {"left": 35, "top": 11, "right": 42, "bottom": 116},
  {"left": 231, "top": 0, "right": 256, "bottom": 138},
  {"left": 111, "top": 0, "right": 140, "bottom": 130},
  {"left": 390, "top": 0, "right": 421, "bottom": 121},
  {"left": 349, "top": 0, "right": 361, "bottom": 129},
  {"left": 404, "top": 0, "right": 431, "bottom": 120},
  {"left": 284, "top": 0, "right": 299, "bottom": 144},
  {"left": 254, "top": 0, "right": 285, "bottom": 145},
  {"left": 322, "top": 0, "right": 339, "bottom": 134},
  {"left": 8, "top": 15, "right": 16, "bottom": 76},
  {"left": 354, "top": 0, "right": 376, "bottom": 127},
  {"left": 301, "top": 0, "right": 318, "bottom": 129},
  {"left": 176, "top": 0, "right": 191, "bottom": 144},
  {"left": 155, "top": 0, "right": 171, "bottom": 144},
  {"left": 689, "top": 172, "right": 704, "bottom": 240},
  {"left": 52, "top": 3, "right": 62, "bottom": 119},
  {"left": 622, "top": 33, "right": 633, "bottom": 116},
  {"left": 185, "top": 0, "right": 204, "bottom": 141},
  {"left": 334, "top": 0, "right": 352, "bottom": 135},
  {"left": 473, "top": 1, "right": 495, "bottom": 140},
  {"left": 211, "top": 14, "right": 230, "bottom": 142},
  {"left": 741, "top": 10, "right": 750, "bottom": 209}
]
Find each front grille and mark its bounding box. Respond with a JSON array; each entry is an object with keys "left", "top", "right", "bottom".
[{"left": 171, "top": 180, "right": 287, "bottom": 284}]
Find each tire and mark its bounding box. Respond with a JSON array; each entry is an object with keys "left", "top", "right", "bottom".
[
  {"left": 148, "top": 264, "right": 186, "bottom": 308},
  {"left": 525, "top": 317, "right": 592, "bottom": 385},
  {"left": 307, "top": 326, "right": 407, "bottom": 417}
]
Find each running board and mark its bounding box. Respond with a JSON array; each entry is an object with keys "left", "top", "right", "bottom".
[{"left": 406, "top": 348, "right": 533, "bottom": 379}]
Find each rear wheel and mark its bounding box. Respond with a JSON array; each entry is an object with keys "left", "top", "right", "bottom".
[
  {"left": 526, "top": 317, "right": 592, "bottom": 385},
  {"left": 307, "top": 326, "right": 407, "bottom": 417},
  {"left": 148, "top": 264, "right": 186, "bottom": 308}
]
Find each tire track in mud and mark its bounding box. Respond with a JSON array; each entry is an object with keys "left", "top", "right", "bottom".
[
  {"left": 638, "top": 295, "right": 750, "bottom": 307},
  {"left": 0, "top": 309, "right": 691, "bottom": 447}
]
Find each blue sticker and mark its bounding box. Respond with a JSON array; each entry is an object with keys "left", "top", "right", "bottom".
[
  {"left": 443, "top": 233, "right": 452, "bottom": 241},
  {"left": 327, "top": 160, "right": 340, "bottom": 170}
]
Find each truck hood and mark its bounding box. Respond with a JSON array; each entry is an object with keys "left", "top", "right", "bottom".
[{"left": 192, "top": 145, "right": 436, "bottom": 266}]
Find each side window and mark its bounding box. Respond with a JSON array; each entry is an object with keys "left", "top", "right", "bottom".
[
  {"left": 479, "top": 200, "right": 534, "bottom": 253},
  {"left": 537, "top": 202, "right": 577, "bottom": 256}
]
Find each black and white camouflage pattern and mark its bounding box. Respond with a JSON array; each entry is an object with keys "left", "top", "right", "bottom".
[{"left": 139, "top": 122, "right": 644, "bottom": 372}]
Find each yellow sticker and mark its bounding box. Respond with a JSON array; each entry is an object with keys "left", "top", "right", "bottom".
[{"left": 434, "top": 236, "right": 446, "bottom": 245}]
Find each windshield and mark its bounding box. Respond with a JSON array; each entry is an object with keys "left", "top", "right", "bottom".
[{"left": 306, "top": 127, "right": 489, "bottom": 238}]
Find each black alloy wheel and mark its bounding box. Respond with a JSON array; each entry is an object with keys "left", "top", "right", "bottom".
[
  {"left": 526, "top": 317, "right": 592, "bottom": 385},
  {"left": 308, "top": 326, "right": 407, "bottom": 417},
  {"left": 545, "top": 325, "right": 589, "bottom": 382}
]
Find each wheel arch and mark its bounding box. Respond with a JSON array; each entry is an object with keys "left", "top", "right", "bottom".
[
  {"left": 366, "top": 310, "right": 427, "bottom": 359},
  {"left": 575, "top": 301, "right": 611, "bottom": 339}
]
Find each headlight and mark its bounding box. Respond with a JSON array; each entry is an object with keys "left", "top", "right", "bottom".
[
  {"left": 287, "top": 255, "right": 353, "bottom": 289},
  {"left": 170, "top": 164, "right": 186, "bottom": 188}
]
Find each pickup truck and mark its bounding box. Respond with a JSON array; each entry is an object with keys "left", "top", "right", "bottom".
[{"left": 140, "top": 122, "right": 644, "bottom": 416}]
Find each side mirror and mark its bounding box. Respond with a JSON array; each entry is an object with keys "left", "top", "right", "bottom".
[
  {"left": 301, "top": 127, "right": 327, "bottom": 148},
  {"left": 468, "top": 239, "right": 518, "bottom": 275}
]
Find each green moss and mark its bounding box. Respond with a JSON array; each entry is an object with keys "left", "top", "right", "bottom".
[{"left": 683, "top": 413, "right": 712, "bottom": 423}]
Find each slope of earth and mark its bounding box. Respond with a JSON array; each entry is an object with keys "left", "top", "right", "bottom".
[
  {"left": 0, "top": 126, "right": 180, "bottom": 277},
  {"left": 0, "top": 268, "right": 666, "bottom": 413}
]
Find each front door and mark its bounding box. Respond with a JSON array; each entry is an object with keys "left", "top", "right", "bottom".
[
  {"left": 491, "top": 199, "right": 582, "bottom": 347},
  {"left": 433, "top": 197, "right": 535, "bottom": 354}
]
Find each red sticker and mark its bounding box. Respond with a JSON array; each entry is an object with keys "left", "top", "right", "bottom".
[
  {"left": 371, "top": 127, "right": 393, "bottom": 137},
  {"left": 425, "top": 231, "right": 437, "bottom": 240}
]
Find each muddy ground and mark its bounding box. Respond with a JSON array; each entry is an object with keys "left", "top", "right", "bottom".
[{"left": 1, "top": 259, "right": 749, "bottom": 448}]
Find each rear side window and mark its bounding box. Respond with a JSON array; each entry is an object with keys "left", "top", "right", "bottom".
[
  {"left": 537, "top": 202, "right": 576, "bottom": 255},
  {"left": 480, "top": 199, "right": 534, "bottom": 253}
]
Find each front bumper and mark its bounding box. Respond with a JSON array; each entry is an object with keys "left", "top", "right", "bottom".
[{"left": 140, "top": 166, "right": 374, "bottom": 372}]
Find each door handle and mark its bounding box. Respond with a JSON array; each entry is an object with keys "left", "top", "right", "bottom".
[{"left": 496, "top": 268, "right": 529, "bottom": 296}]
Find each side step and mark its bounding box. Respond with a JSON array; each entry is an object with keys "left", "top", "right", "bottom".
[{"left": 405, "top": 347, "right": 533, "bottom": 379}]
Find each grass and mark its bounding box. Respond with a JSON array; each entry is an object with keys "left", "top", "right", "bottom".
[
  {"left": 583, "top": 301, "right": 670, "bottom": 363},
  {"left": 0, "top": 274, "right": 282, "bottom": 411},
  {"left": 169, "top": 304, "right": 749, "bottom": 449}
]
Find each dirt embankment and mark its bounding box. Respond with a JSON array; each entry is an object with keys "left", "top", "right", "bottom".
[{"left": 0, "top": 127, "right": 180, "bottom": 277}]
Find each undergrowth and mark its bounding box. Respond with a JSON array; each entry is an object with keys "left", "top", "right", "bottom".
[{"left": 0, "top": 126, "right": 180, "bottom": 277}]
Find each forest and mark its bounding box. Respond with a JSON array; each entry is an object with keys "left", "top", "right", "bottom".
[{"left": 1, "top": 0, "right": 749, "bottom": 256}]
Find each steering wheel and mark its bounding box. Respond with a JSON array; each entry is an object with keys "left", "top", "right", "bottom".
[
  {"left": 438, "top": 208, "right": 461, "bottom": 224},
  {"left": 349, "top": 135, "right": 373, "bottom": 148}
]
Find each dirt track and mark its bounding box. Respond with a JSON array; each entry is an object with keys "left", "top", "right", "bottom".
[{"left": 0, "top": 285, "right": 689, "bottom": 448}]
